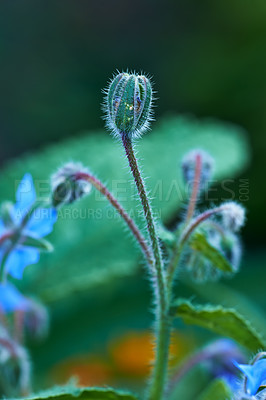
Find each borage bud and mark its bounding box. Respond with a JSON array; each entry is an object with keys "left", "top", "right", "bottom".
[
  {"left": 221, "top": 201, "right": 246, "bottom": 232},
  {"left": 51, "top": 162, "right": 92, "bottom": 208},
  {"left": 182, "top": 149, "right": 214, "bottom": 191},
  {"left": 104, "top": 71, "right": 153, "bottom": 139}
]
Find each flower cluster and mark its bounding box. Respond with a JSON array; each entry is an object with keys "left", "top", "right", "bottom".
[
  {"left": 0, "top": 70, "right": 258, "bottom": 400},
  {"left": 179, "top": 149, "right": 246, "bottom": 282},
  {"left": 0, "top": 174, "right": 57, "bottom": 281},
  {"left": 0, "top": 173, "right": 57, "bottom": 396}
]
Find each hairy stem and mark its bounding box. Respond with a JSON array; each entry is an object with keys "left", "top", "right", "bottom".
[
  {"left": 185, "top": 153, "right": 202, "bottom": 224},
  {"left": 180, "top": 206, "right": 225, "bottom": 245},
  {"left": 76, "top": 172, "right": 154, "bottom": 268},
  {"left": 121, "top": 133, "right": 169, "bottom": 400}
]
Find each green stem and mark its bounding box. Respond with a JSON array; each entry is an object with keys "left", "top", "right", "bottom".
[
  {"left": 0, "top": 232, "right": 17, "bottom": 283},
  {"left": 76, "top": 172, "right": 154, "bottom": 269},
  {"left": 166, "top": 243, "right": 183, "bottom": 298},
  {"left": 0, "top": 248, "right": 12, "bottom": 283},
  {"left": 121, "top": 133, "right": 169, "bottom": 400},
  {"left": 185, "top": 153, "right": 202, "bottom": 224}
]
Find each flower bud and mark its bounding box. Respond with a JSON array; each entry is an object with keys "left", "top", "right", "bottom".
[
  {"left": 185, "top": 224, "right": 242, "bottom": 282},
  {"left": 182, "top": 149, "right": 214, "bottom": 191},
  {"left": 51, "top": 162, "right": 92, "bottom": 207},
  {"left": 104, "top": 72, "right": 153, "bottom": 138},
  {"left": 221, "top": 202, "right": 246, "bottom": 232}
]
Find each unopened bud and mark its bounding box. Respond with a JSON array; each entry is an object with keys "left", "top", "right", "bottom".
[
  {"left": 51, "top": 162, "right": 91, "bottom": 207},
  {"left": 221, "top": 202, "right": 246, "bottom": 232},
  {"left": 104, "top": 71, "right": 153, "bottom": 138},
  {"left": 182, "top": 149, "right": 214, "bottom": 190}
]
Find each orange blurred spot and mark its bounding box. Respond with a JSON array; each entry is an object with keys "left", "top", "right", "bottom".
[
  {"left": 168, "top": 332, "right": 192, "bottom": 368},
  {"left": 109, "top": 330, "right": 193, "bottom": 377},
  {"left": 109, "top": 331, "right": 154, "bottom": 376},
  {"left": 52, "top": 356, "right": 112, "bottom": 386}
]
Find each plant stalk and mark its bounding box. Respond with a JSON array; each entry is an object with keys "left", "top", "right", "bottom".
[
  {"left": 76, "top": 172, "right": 154, "bottom": 268},
  {"left": 185, "top": 153, "right": 202, "bottom": 224},
  {"left": 121, "top": 133, "right": 170, "bottom": 400}
]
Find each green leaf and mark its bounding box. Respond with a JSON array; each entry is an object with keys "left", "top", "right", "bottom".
[
  {"left": 189, "top": 232, "right": 233, "bottom": 273},
  {"left": 171, "top": 299, "right": 265, "bottom": 352},
  {"left": 0, "top": 116, "right": 250, "bottom": 303},
  {"left": 183, "top": 272, "right": 266, "bottom": 344},
  {"left": 22, "top": 235, "right": 54, "bottom": 252},
  {"left": 13, "top": 386, "right": 139, "bottom": 400},
  {"left": 197, "top": 379, "right": 232, "bottom": 400}
]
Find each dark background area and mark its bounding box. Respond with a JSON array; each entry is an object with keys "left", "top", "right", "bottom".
[{"left": 0, "top": 0, "right": 265, "bottom": 245}]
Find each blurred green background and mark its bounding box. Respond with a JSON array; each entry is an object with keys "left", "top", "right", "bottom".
[
  {"left": 0, "top": 1, "right": 266, "bottom": 396},
  {"left": 0, "top": 0, "right": 266, "bottom": 244}
]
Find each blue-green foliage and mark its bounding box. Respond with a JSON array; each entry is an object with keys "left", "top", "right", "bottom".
[
  {"left": 0, "top": 115, "right": 252, "bottom": 399},
  {"left": 0, "top": 116, "right": 250, "bottom": 304},
  {"left": 171, "top": 299, "right": 265, "bottom": 352}
]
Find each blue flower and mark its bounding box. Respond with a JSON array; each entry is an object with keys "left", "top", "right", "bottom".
[
  {"left": 235, "top": 359, "right": 266, "bottom": 396},
  {"left": 0, "top": 173, "right": 57, "bottom": 279},
  {"left": 0, "top": 281, "right": 29, "bottom": 313}
]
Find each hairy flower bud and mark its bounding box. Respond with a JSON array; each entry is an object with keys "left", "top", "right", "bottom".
[
  {"left": 184, "top": 224, "right": 242, "bottom": 282},
  {"left": 221, "top": 202, "right": 246, "bottom": 232},
  {"left": 182, "top": 149, "right": 214, "bottom": 190},
  {"left": 51, "top": 162, "right": 92, "bottom": 207},
  {"left": 104, "top": 71, "right": 153, "bottom": 138}
]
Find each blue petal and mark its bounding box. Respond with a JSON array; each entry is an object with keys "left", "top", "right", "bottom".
[
  {"left": 0, "top": 282, "right": 29, "bottom": 313},
  {"left": 27, "top": 208, "right": 57, "bottom": 237},
  {"left": 235, "top": 360, "right": 266, "bottom": 395},
  {"left": 0, "top": 219, "right": 6, "bottom": 236},
  {"left": 5, "top": 246, "right": 40, "bottom": 280},
  {"left": 13, "top": 173, "right": 36, "bottom": 222},
  {"left": 0, "top": 248, "right": 4, "bottom": 265}
]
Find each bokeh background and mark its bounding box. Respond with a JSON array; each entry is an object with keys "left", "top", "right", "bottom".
[
  {"left": 1, "top": 0, "right": 266, "bottom": 243},
  {"left": 0, "top": 0, "right": 266, "bottom": 396}
]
